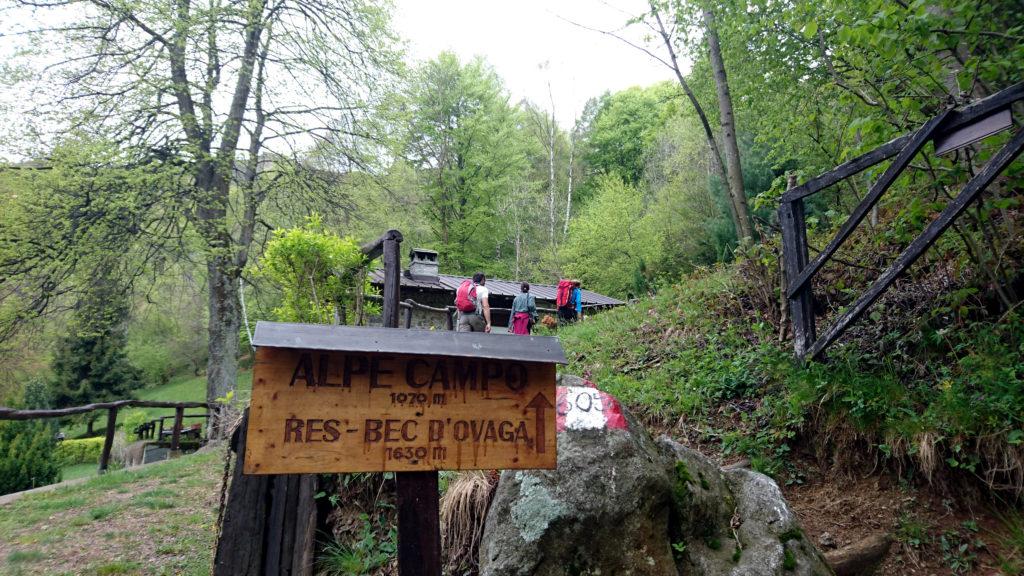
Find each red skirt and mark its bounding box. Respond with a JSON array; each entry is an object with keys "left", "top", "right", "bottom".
[{"left": 511, "top": 312, "right": 531, "bottom": 335}]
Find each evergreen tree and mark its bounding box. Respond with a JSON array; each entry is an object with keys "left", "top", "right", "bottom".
[{"left": 50, "top": 260, "right": 141, "bottom": 434}]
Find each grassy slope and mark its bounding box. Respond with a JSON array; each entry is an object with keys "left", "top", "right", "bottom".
[
  {"left": 0, "top": 450, "right": 222, "bottom": 576},
  {"left": 558, "top": 266, "right": 1024, "bottom": 573}
]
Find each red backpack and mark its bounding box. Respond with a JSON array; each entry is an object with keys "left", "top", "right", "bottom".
[
  {"left": 556, "top": 279, "right": 573, "bottom": 308},
  {"left": 455, "top": 280, "right": 478, "bottom": 312}
]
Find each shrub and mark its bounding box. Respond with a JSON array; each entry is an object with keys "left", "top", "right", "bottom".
[
  {"left": 54, "top": 437, "right": 104, "bottom": 467},
  {"left": 119, "top": 409, "right": 148, "bottom": 438},
  {"left": 0, "top": 420, "right": 61, "bottom": 495}
]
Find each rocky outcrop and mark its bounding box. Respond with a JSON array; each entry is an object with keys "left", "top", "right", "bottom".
[{"left": 479, "top": 381, "right": 833, "bottom": 576}]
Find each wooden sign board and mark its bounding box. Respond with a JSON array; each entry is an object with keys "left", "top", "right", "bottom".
[{"left": 244, "top": 335, "right": 559, "bottom": 474}]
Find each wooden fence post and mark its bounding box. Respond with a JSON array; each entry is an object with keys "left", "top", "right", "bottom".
[
  {"left": 780, "top": 197, "right": 816, "bottom": 360},
  {"left": 98, "top": 407, "right": 118, "bottom": 474},
  {"left": 170, "top": 406, "right": 184, "bottom": 451}
]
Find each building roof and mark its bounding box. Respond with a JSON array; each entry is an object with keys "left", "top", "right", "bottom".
[{"left": 368, "top": 270, "right": 624, "bottom": 307}]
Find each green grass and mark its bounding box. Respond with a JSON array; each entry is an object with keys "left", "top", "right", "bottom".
[
  {"left": 559, "top": 264, "right": 1024, "bottom": 484},
  {"left": 61, "top": 462, "right": 98, "bottom": 481},
  {"left": 0, "top": 450, "right": 222, "bottom": 575}
]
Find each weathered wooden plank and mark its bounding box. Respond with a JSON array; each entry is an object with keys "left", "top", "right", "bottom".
[
  {"left": 251, "top": 322, "right": 568, "bottom": 364},
  {"left": 264, "top": 475, "right": 288, "bottom": 575},
  {"left": 807, "top": 126, "right": 1024, "bottom": 360},
  {"left": 787, "top": 110, "right": 952, "bottom": 298},
  {"left": 244, "top": 347, "right": 557, "bottom": 474},
  {"left": 214, "top": 410, "right": 270, "bottom": 575},
  {"left": 291, "top": 475, "right": 318, "bottom": 576},
  {"left": 382, "top": 234, "right": 402, "bottom": 329},
  {"left": 779, "top": 199, "right": 816, "bottom": 359},
  {"left": 360, "top": 229, "right": 403, "bottom": 261},
  {"left": 170, "top": 406, "right": 184, "bottom": 451},
  {"left": 397, "top": 472, "right": 442, "bottom": 576},
  {"left": 783, "top": 82, "right": 1024, "bottom": 202},
  {"left": 98, "top": 408, "right": 118, "bottom": 474}
]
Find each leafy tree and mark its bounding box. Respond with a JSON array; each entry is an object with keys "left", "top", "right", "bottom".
[
  {"left": 561, "top": 175, "right": 660, "bottom": 298},
  {"left": 255, "top": 216, "right": 369, "bottom": 324},
  {"left": 583, "top": 83, "right": 680, "bottom": 187},
  {"left": 5, "top": 0, "right": 402, "bottom": 427},
  {"left": 404, "top": 53, "right": 535, "bottom": 275}
]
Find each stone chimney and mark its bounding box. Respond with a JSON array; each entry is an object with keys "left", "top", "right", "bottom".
[{"left": 407, "top": 248, "right": 439, "bottom": 283}]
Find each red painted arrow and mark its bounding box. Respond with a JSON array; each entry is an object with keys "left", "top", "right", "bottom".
[{"left": 525, "top": 392, "right": 554, "bottom": 453}]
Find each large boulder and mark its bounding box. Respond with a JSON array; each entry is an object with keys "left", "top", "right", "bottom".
[
  {"left": 480, "top": 384, "right": 677, "bottom": 575},
  {"left": 479, "top": 381, "right": 833, "bottom": 576}
]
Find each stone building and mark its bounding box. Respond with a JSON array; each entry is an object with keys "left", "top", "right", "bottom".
[{"left": 368, "top": 249, "right": 624, "bottom": 331}]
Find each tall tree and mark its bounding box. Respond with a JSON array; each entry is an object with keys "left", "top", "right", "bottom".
[
  {"left": 404, "top": 53, "right": 534, "bottom": 274},
  {"left": 701, "top": 7, "right": 754, "bottom": 242},
  {"left": 4, "top": 0, "right": 399, "bottom": 428}
]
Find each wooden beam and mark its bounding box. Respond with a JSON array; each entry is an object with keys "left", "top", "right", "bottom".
[
  {"left": 360, "top": 229, "right": 403, "bottom": 261},
  {"left": 98, "top": 407, "right": 118, "bottom": 474},
  {"left": 214, "top": 410, "right": 270, "bottom": 575},
  {"left": 382, "top": 232, "right": 403, "bottom": 329},
  {"left": 783, "top": 82, "right": 1024, "bottom": 202},
  {"left": 780, "top": 198, "right": 816, "bottom": 359},
  {"left": 170, "top": 406, "right": 184, "bottom": 451},
  {"left": 397, "top": 472, "right": 442, "bottom": 576},
  {"left": 807, "top": 126, "right": 1024, "bottom": 360},
  {"left": 0, "top": 400, "right": 211, "bottom": 421},
  {"left": 787, "top": 110, "right": 952, "bottom": 297}
]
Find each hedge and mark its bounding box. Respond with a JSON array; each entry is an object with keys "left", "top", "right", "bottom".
[{"left": 54, "top": 437, "right": 105, "bottom": 467}]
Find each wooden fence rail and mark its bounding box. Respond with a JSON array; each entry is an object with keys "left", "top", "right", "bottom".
[
  {"left": 779, "top": 82, "right": 1024, "bottom": 361},
  {"left": 0, "top": 399, "right": 214, "bottom": 473}
]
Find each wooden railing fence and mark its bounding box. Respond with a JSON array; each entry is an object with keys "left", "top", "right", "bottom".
[
  {"left": 780, "top": 82, "right": 1024, "bottom": 361},
  {"left": 0, "top": 400, "right": 213, "bottom": 473}
]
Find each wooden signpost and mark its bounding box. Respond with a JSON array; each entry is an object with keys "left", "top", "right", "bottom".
[
  {"left": 243, "top": 321, "right": 565, "bottom": 575},
  {"left": 245, "top": 323, "right": 560, "bottom": 474}
]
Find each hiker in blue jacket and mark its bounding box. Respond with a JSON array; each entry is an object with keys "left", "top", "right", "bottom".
[{"left": 571, "top": 281, "right": 582, "bottom": 322}]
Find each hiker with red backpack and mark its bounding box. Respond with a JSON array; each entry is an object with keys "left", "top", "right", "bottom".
[
  {"left": 556, "top": 279, "right": 576, "bottom": 324},
  {"left": 455, "top": 272, "right": 491, "bottom": 332}
]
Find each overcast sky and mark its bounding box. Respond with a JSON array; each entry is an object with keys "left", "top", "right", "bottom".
[{"left": 391, "top": 0, "right": 681, "bottom": 128}]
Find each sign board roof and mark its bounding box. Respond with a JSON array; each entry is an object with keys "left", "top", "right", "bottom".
[{"left": 252, "top": 321, "right": 568, "bottom": 364}]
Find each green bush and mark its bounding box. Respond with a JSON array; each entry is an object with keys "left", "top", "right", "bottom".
[
  {"left": 54, "top": 437, "right": 105, "bottom": 467},
  {"left": 120, "top": 409, "right": 148, "bottom": 437},
  {"left": 0, "top": 420, "right": 61, "bottom": 495}
]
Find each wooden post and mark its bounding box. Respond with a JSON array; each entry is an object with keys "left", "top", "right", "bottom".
[
  {"left": 157, "top": 417, "right": 164, "bottom": 440},
  {"left": 445, "top": 306, "right": 455, "bottom": 331},
  {"left": 397, "top": 472, "right": 442, "bottom": 573},
  {"left": 382, "top": 230, "right": 403, "bottom": 329},
  {"left": 214, "top": 410, "right": 270, "bottom": 574},
  {"left": 98, "top": 407, "right": 118, "bottom": 474},
  {"left": 779, "top": 197, "right": 816, "bottom": 360},
  {"left": 404, "top": 305, "right": 413, "bottom": 329},
  {"left": 171, "top": 406, "right": 184, "bottom": 451},
  {"left": 382, "top": 233, "right": 443, "bottom": 576}
]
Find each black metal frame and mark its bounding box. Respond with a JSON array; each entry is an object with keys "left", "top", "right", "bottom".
[{"left": 779, "top": 83, "right": 1024, "bottom": 361}]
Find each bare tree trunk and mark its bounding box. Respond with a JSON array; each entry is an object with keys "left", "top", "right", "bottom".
[
  {"left": 205, "top": 257, "right": 240, "bottom": 436},
  {"left": 650, "top": 7, "right": 743, "bottom": 237},
  {"left": 703, "top": 8, "right": 754, "bottom": 242},
  {"left": 563, "top": 122, "right": 576, "bottom": 237},
  {"left": 548, "top": 82, "right": 557, "bottom": 249}
]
